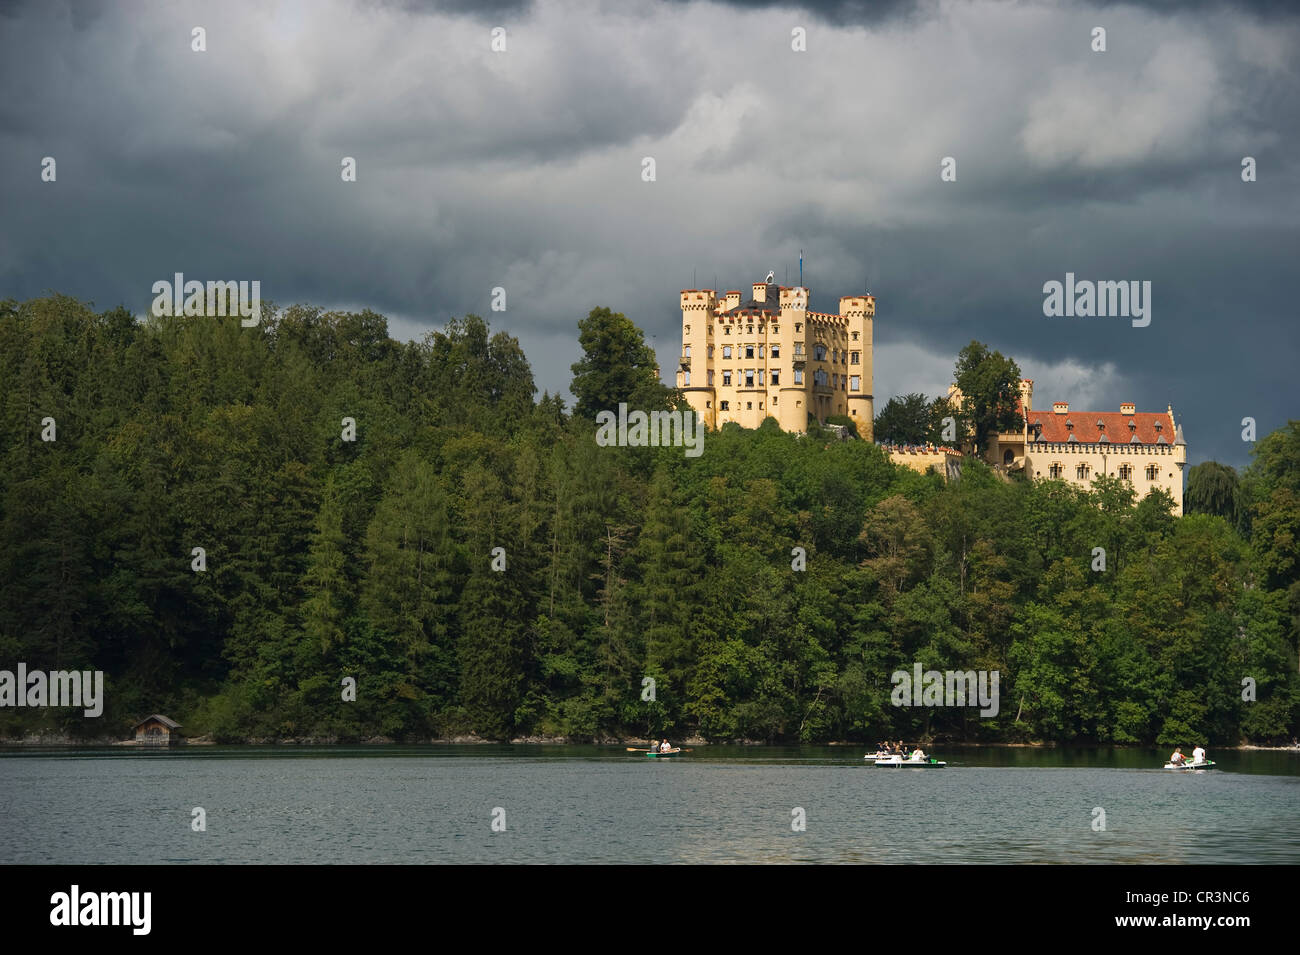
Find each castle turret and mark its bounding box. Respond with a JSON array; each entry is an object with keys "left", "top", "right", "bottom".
[
  {"left": 839, "top": 293, "right": 875, "bottom": 440},
  {"left": 678, "top": 288, "right": 717, "bottom": 427}
]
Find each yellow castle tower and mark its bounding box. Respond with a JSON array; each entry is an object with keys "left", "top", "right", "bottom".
[{"left": 677, "top": 273, "right": 875, "bottom": 437}]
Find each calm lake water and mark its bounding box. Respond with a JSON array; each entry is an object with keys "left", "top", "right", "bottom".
[{"left": 2, "top": 746, "right": 1298, "bottom": 864}]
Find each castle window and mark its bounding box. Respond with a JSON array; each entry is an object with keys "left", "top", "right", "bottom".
[
  {"left": 850, "top": 375, "right": 860, "bottom": 391},
  {"left": 723, "top": 346, "right": 732, "bottom": 359},
  {"left": 852, "top": 331, "right": 859, "bottom": 341},
  {"left": 794, "top": 369, "right": 804, "bottom": 384},
  {"left": 683, "top": 370, "right": 690, "bottom": 386},
  {"left": 684, "top": 325, "right": 690, "bottom": 335},
  {"left": 722, "top": 371, "right": 731, "bottom": 386},
  {"left": 745, "top": 345, "right": 754, "bottom": 359},
  {"left": 772, "top": 325, "right": 779, "bottom": 334},
  {"left": 794, "top": 343, "right": 804, "bottom": 355},
  {"left": 757, "top": 369, "right": 765, "bottom": 386},
  {"left": 771, "top": 344, "right": 780, "bottom": 358},
  {"left": 705, "top": 401, "right": 711, "bottom": 408},
  {"left": 1146, "top": 464, "right": 1158, "bottom": 480},
  {"left": 707, "top": 370, "right": 714, "bottom": 385},
  {"left": 814, "top": 343, "right": 827, "bottom": 361},
  {"left": 758, "top": 345, "right": 764, "bottom": 358},
  {"left": 724, "top": 326, "right": 731, "bottom": 335},
  {"left": 746, "top": 402, "right": 752, "bottom": 410},
  {"left": 745, "top": 371, "right": 754, "bottom": 388},
  {"left": 851, "top": 351, "right": 859, "bottom": 364},
  {"left": 814, "top": 369, "right": 828, "bottom": 386},
  {"left": 747, "top": 325, "right": 754, "bottom": 335},
  {"left": 1119, "top": 464, "right": 1133, "bottom": 481},
  {"left": 759, "top": 402, "right": 763, "bottom": 410},
  {"left": 795, "top": 323, "right": 802, "bottom": 333},
  {"left": 720, "top": 401, "right": 729, "bottom": 411},
  {"left": 771, "top": 370, "right": 780, "bottom": 385},
  {"left": 1076, "top": 463, "right": 1090, "bottom": 480},
  {"left": 707, "top": 345, "right": 714, "bottom": 358},
  {"left": 684, "top": 345, "right": 691, "bottom": 358},
  {"left": 1049, "top": 463, "right": 1063, "bottom": 479}
]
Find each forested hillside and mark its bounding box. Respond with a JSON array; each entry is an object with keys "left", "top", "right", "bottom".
[{"left": 2, "top": 295, "right": 1296, "bottom": 744}]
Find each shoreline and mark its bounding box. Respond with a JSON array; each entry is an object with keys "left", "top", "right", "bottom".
[{"left": 2, "top": 733, "right": 1297, "bottom": 752}]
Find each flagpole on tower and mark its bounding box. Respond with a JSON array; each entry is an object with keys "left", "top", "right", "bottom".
[{"left": 799, "top": 249, "right": 803, "bottom": 288}]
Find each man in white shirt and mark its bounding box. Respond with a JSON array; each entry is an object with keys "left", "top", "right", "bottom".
[{"left": 1191, "top": 745, "right": 1206, "bottom": 764}]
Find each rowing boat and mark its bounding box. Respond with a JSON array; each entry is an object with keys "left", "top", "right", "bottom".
[
  {"left": 1164, "top": 760, "right": 1215, "bottom": 771},
  {"left": 875, "top": 755, "right": 946, "bottom": 768}
]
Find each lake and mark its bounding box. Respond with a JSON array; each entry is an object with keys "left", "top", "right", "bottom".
[{"left": 2, "top": 745, "right": 1298, "bottom": 864}]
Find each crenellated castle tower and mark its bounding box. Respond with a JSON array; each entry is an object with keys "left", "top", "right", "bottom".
[{"left": 677, "top": 274, "right": 875, "bottom": 437}]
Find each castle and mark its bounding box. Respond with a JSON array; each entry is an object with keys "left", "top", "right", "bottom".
[
  {"left": 677, "top": 272, "right": 1186, "bottom": 512},
  {"left": 676, "top": 275, "right": 875, "bottom": 436},
  {"left": 983, "top": 379, "right": 1187, "bottom": 512}
]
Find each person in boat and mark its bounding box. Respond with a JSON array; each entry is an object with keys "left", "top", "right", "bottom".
[
  {"left": 911, "top": 747, "right": 926, "bottom": 760},
  {"left": 660, "top": 738, "right": 671, "bottom": 753},
  {"left": 1192, "top": 745, "right": 1206, "bottom": 764},
  {"left": 1169, "top": 747, "right": 1185, "bottom": 764}
]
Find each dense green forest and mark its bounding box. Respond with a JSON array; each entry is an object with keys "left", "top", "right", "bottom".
[{"left": 1, "top": 294, "right": 1297, "bottom": 744}]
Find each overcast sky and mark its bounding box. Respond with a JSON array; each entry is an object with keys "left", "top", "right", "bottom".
[{"left": 2, "top": 0, "right": 1297, "bottom": 468}]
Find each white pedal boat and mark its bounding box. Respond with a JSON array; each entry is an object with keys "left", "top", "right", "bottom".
[
  {"left": 874, "top": 754, "right": 946, "bottom": 768},
  {"left": 1164, "top": 759, "right": 1215, "bottom": 771}
]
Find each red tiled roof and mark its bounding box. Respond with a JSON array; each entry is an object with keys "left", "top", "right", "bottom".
[{"left": 1029, "top": 408, "right": 1175, "bottom": 444}]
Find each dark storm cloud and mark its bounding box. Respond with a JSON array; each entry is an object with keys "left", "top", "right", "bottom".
[
  {"left": 692, "top": 0, "right": 1300, "bottom": 23},
  {"left": 1, "top": 0, "right": 1297, "bottom": 471}
]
